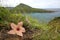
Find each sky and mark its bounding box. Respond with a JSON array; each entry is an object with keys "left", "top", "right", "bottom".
[{"left": 0, "top": 0, "right": 60, "bottom": 8}]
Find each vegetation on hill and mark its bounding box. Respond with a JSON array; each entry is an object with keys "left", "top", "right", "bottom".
[
  {"left": 0, "top": 7, "right": 10, "bottom": 20},
  {"left": 0, "top": 7, "right": 60, "bottom": 40},
  {"left": 11, "top": 3, "right": 54, "bottom": 13},
  {"left": 0, "top": 7, "right": 50, "bottom": 30},
  {"left": 32, "top": 17, "right": 60, "bottom": 40},
  {"left": 48, "top": 17, "right": 60, "bottom": 33}
]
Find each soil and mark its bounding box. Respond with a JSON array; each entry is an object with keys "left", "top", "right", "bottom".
[{"left": 0, "top": 28, "right": 42, "bottom": 40}]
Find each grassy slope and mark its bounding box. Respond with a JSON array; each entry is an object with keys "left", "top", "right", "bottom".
[
  {"left": 0, "top": 7, "right": 60, "bottom": 40},
  {"left": 32, "top": 17, "right": 60, "bottom": 40}
]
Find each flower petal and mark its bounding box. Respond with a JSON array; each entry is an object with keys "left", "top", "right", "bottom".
[
  {"left": 7, "top": 30, "right": 16, "bottom": 34},
  {"left": 10, "top": 23, "right": 17, "bottom": 30},
  {"left": 20, "top": 27, "right": 25, "bottom": 32},
  {"left": 16, "top": 31, "right": 23, "bottom": 36},
  {"left": 20, "top": 27, "right": 26, "bottom": 32},
  {"left": 18, "top": 22, "right": 23, "bottom": 26}
]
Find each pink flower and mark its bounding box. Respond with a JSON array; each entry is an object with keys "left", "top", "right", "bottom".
[{"left": 7, "top": 22, "right": 26, "bottom": 37}]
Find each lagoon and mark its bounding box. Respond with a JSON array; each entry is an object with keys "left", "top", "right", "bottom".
[{"left": 25, "top": 11, "right": 60, "bottom": 23}]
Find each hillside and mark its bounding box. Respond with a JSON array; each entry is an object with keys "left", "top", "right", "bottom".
[
  {"left": 0, "top": 7, "right": 60, "bottom": 40},
  {"left": 48, "top": 17, "right": 60, "bottom": 32},
  {"left": 11, "top": 3, "right": 54, "bottom": 13},
  {"left": 48, "top": 17, "right": 60, "bottom": 26}
]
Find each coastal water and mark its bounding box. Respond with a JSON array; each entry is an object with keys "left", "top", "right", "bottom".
[{"left": 25, "top": 10, "right": 60, "bottom": 23}]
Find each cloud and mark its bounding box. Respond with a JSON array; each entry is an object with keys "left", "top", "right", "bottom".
[
  {"left": 21, "top": 0, "right": 60, "bottom": 8},
  {"left": 0, "top": 0, "right": 60, "bottom": 8},
  {"left": 0, "top": 0, "right": 21, "bottom": 7}
]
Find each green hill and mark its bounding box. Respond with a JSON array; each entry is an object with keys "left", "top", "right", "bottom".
[
  {"left": 11, "top": 3, "right": 54, "bottom": 13},
  {"left": 0, "top": 7, "right": 60, "bottom": 40},
  {"left": 48, "top": 17, "right": 60, "bottom": 33},
  {"left": 48, "top": 17, "right": 60, "bottom": 27}
]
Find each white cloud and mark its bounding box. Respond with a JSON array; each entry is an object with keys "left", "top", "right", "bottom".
[
  {"left": 21, "top": 0, "right": 60, "bottom": 8},
  {"left": 0, "top": 0, "right": 21, "bottom": 7}
]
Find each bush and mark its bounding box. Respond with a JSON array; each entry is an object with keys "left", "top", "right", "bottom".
[{"left": 0, "top": 7, "right": 10, "bottom": 21}]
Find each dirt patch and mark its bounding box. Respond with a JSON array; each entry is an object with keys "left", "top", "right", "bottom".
[{"left": 0, "top": 28, "right": 42, "bottom": 40}]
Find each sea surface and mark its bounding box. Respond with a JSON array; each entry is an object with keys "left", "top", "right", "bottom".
[{"left": 25, "top": 9, "right": 60, "bottom": 23}]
